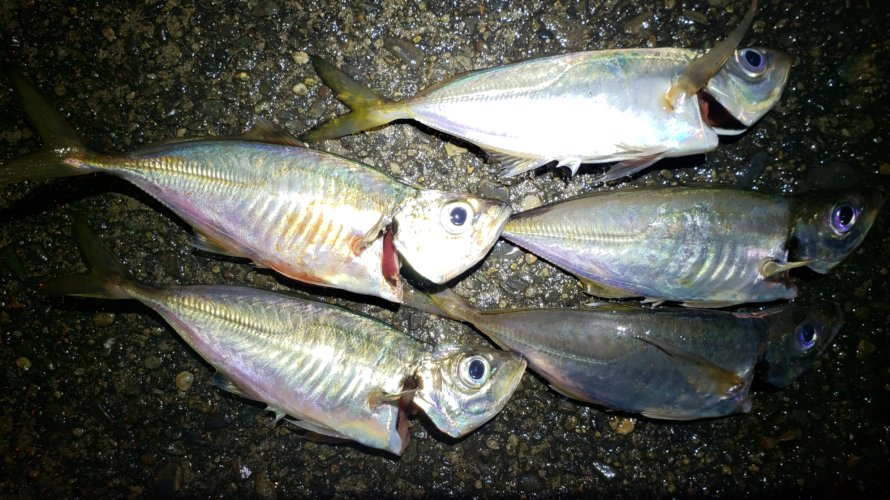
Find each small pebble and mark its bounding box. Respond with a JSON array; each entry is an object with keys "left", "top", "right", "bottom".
[
  {"left": 92, "top": 312, "right": 115, "bottom": 327},
  {"left": 444, "top": 143, "right": 467, "bottom": 157},
  {"left": 520, "top": 194, "right": 542, "bottom": 211},
  {"left": 54, "top": 84, "right": 66, "bottom": 96},
  {"left": 176, "top": 371, "right": 195, "bottom": 391},
  {"left": 72, "top": 427, "right": 85, "bottom": 438},
  {"left": 485, "top": 438, "right": 500, "bottom": 450},
  {"left": 564, "top": 415, "right": 578, "bottom": 432},
  {"left": 524, "top": 253, "right": 538, "bottom": 265},
  {"left": 292, "top": 51, "right": 309, "bottom": 65},
  {"left": 102, "top": 27, "right": 116, "bottom": 42},
  {"left": 857, "top": 339, "right": 876, "bottom": 358},
  {"left": 292, "top": 83, "right": 308, "bottom": 96},
  {"left": 609, "top": 416, "right": 636, "bottom": 435},
  {"left": 16, "top": 357, "right": 31, "bottom": 370},
  {"left": 144, "top": 355, "right": 163, "bottom": 370}
]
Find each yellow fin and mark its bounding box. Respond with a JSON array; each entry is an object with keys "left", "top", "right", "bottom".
[
  {"left": 367, "top": 388, "right": 417, "bottom": 407},
  {"left": 664, "top": 0, "right": 758, "bottom": 110},
  {"left": 350, "top": 214, "right": 386, "bottom": 256},
  {"left": 191, "top": 233, "right": 247, "bottom": 259},
  {"left": 758, "top": 258, "right": 811, "bottom": 279},
  {"left": 579, "top": 278, "right": 638, "bottom": 299},
  {"left": 301, "top": 56, "right": 406, "bottom": 141}
]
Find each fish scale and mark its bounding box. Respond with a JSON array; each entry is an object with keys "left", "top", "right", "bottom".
[
  {"left": 74, "top": 141, "right": 411, "bottom": 298},
  {"left": 503, "top": 188, "right": 796, "bottom": 305},
  {"left": 122, "top": 283, "right": 424, "bottom": 453}
]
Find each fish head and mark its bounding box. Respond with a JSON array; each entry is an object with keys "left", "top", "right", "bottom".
[
  {"left": 413, "top": 344, "right": 525, "bottom": 437},
  {"left": 392, "top": 190, "right": 511, "bottom": 283},
  {"left": 703, "top": 47, "right": 792, "bottom": 128},
  {"left": 758, "top": 304, "right": 843, "bottom": 388},
  {"left": 789, "top": 188, "right": 883, "bottom": 273}
]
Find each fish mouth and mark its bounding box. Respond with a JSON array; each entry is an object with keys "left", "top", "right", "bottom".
[{"left": 698, "top": 91, "right": 747, "bottom": 133}]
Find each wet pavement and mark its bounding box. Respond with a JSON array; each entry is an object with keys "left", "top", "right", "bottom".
[{"left": 1, "top": 0, "right": 889, "bottom": 496}]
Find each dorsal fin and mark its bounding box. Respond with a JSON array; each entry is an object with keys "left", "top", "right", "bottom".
[{"left": 238, "top": 118, "right": 307, "bottom": 147}]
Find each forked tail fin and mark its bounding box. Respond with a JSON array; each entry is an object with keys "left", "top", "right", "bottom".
[
  {"left": 1, "top": 69, "right": 95, "bottom": 185},
  {"left": 42, "top": 219, "right": 140, "bottom": 300},
  {"left": 301, "top": 56, "right": 407, "bottom": 141},
  {"left": 401, "top": 285, "right": 481, "bottom": 325}
]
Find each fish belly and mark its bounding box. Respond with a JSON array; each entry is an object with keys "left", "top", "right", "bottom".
[
  {"left": 94, "top": 141, "right": 410, "bottom": 301},
  {"left": 409, "top": 50, "right": 717, "bottom": 162},
  {"left": 136, "top": 284, "right": 423, "bottom": 454},
  {"left": 478, "top": 307, "right": 763, "bottom": 419},
  {"left": 504, "top": 188, "right": 795, "bottom": 304}
]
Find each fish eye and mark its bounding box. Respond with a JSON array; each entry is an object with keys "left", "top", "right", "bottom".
[
  {"left": 440, "top": 201, "right": 475, "bottom": 235},
  {"left": 738, "top": 48, "right": 767, "bottom": 77},
  {"left": 796, "top": 323, "right": 818, "bottom": 351},
  {"left": 459, "top": 355, "right": 490, "bottom": 387},
  {"left": 830, "top": 202, "right": 860, "bottom": 234}
]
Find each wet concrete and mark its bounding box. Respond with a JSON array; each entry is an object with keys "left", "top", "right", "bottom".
[{"left": 1, "top": 0, "right": 888, "bottom": 496}]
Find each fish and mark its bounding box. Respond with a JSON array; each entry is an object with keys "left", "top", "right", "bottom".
[
  {"left": 402, "top": 287, "right": 842, "bottom": 420},
  {"left": 502, "top": 186, "right": 882, "bottom": 307},
  {"left": 0, "top": 69, "right": 512, "bottom": 303},
  {"left": 43, "top": 221, "right": 527, "bottom": 456},
  {"left": 302, "top": 1, "right": 791, "bottom": 181}
]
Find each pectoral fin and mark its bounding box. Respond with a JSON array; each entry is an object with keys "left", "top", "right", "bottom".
[
  {"left": 680, "top": 300, "right": 742, "bottom": 309},
  {"left": 350, "top": 214, "right": 386, "bottom": 256},
  {"left": 367, "top": 387, "right": 417, "bottom": 407},
  {"left": 191, "top": 233, "right": 247, "bottom": 259},
  {"left": 211, "top": 372, "right": 250, "bottom": 398},
  {"left": 634, "top": 336, "right": 745, "bottom": 395},
  {"left": 758, "top": 259, "right": 811, "bottom": 279},
  {"left": 598, "top": 151, "right": 667, "bottom": 183},
  {"left": 579, "top": 278, "right": 638, "bottom": 299},
  {"left": 490, "top": 151, "right": 553, "bottom": 178},
  {"left": 664, "top": 0, "right": 758, "bottom": 110}
]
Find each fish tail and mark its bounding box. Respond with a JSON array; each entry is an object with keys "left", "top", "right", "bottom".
[
  {"left": 301, "top": 56, "right": 407, "bottom": 142},
  {"left": 401, "top": 285, "right": 480, "bottom": 324},
  {"left": 1, "top": 68, "right": 95, "bottom": 185},
  {"left": 430, "top": 289, "right": 481, "bottom": 324},
  {"left": 42, "top": 219, "right": 141, "bottom": 301}
]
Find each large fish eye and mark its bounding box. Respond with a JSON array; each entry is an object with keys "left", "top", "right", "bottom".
[
  {"left": 459, "top": 355, "right": 490, "bottom": 387},
  {"left": 738, "top": 48, "right": 767, "bottom": 77},
  {"left": 830, "top": 202, "right": 860, "bottom": 234},
  {"left": 440, "top": 201, "right": 475, "bottom": 235},
  {"left": 796, "top": 323, "right": 818, "bottom": 351}
]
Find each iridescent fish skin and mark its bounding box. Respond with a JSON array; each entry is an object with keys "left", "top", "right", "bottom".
[
  {"left": 46, "top": 224, "right": 527, "bottom": 456},
  {"left": 0, "top": 70, "right": 511, "bottom": 303},
  {"left": 405, "top": 288, "right": 841, "bottom": 420},
  {"left": 502, "top": 187, "right": 881, "bottom": 307},
  {"left": 304, "top": 21, "right": 790, "bottom": 180}
]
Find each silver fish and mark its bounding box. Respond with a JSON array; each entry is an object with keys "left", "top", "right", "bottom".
[
  {"left": 502, "top": 186, "right": 882, "bottom": 307},
  {"left": 0, "top": 69, "right": 511, "bottom": 303},
  {"left": 303, "top": 2, "right": 790, "bottom": 181},
  {"left": 45, "top": 222, "right": 526, "bottom": 456},
  {"left": 404, "top": 288, "right": 842, "bottom": 420}
]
